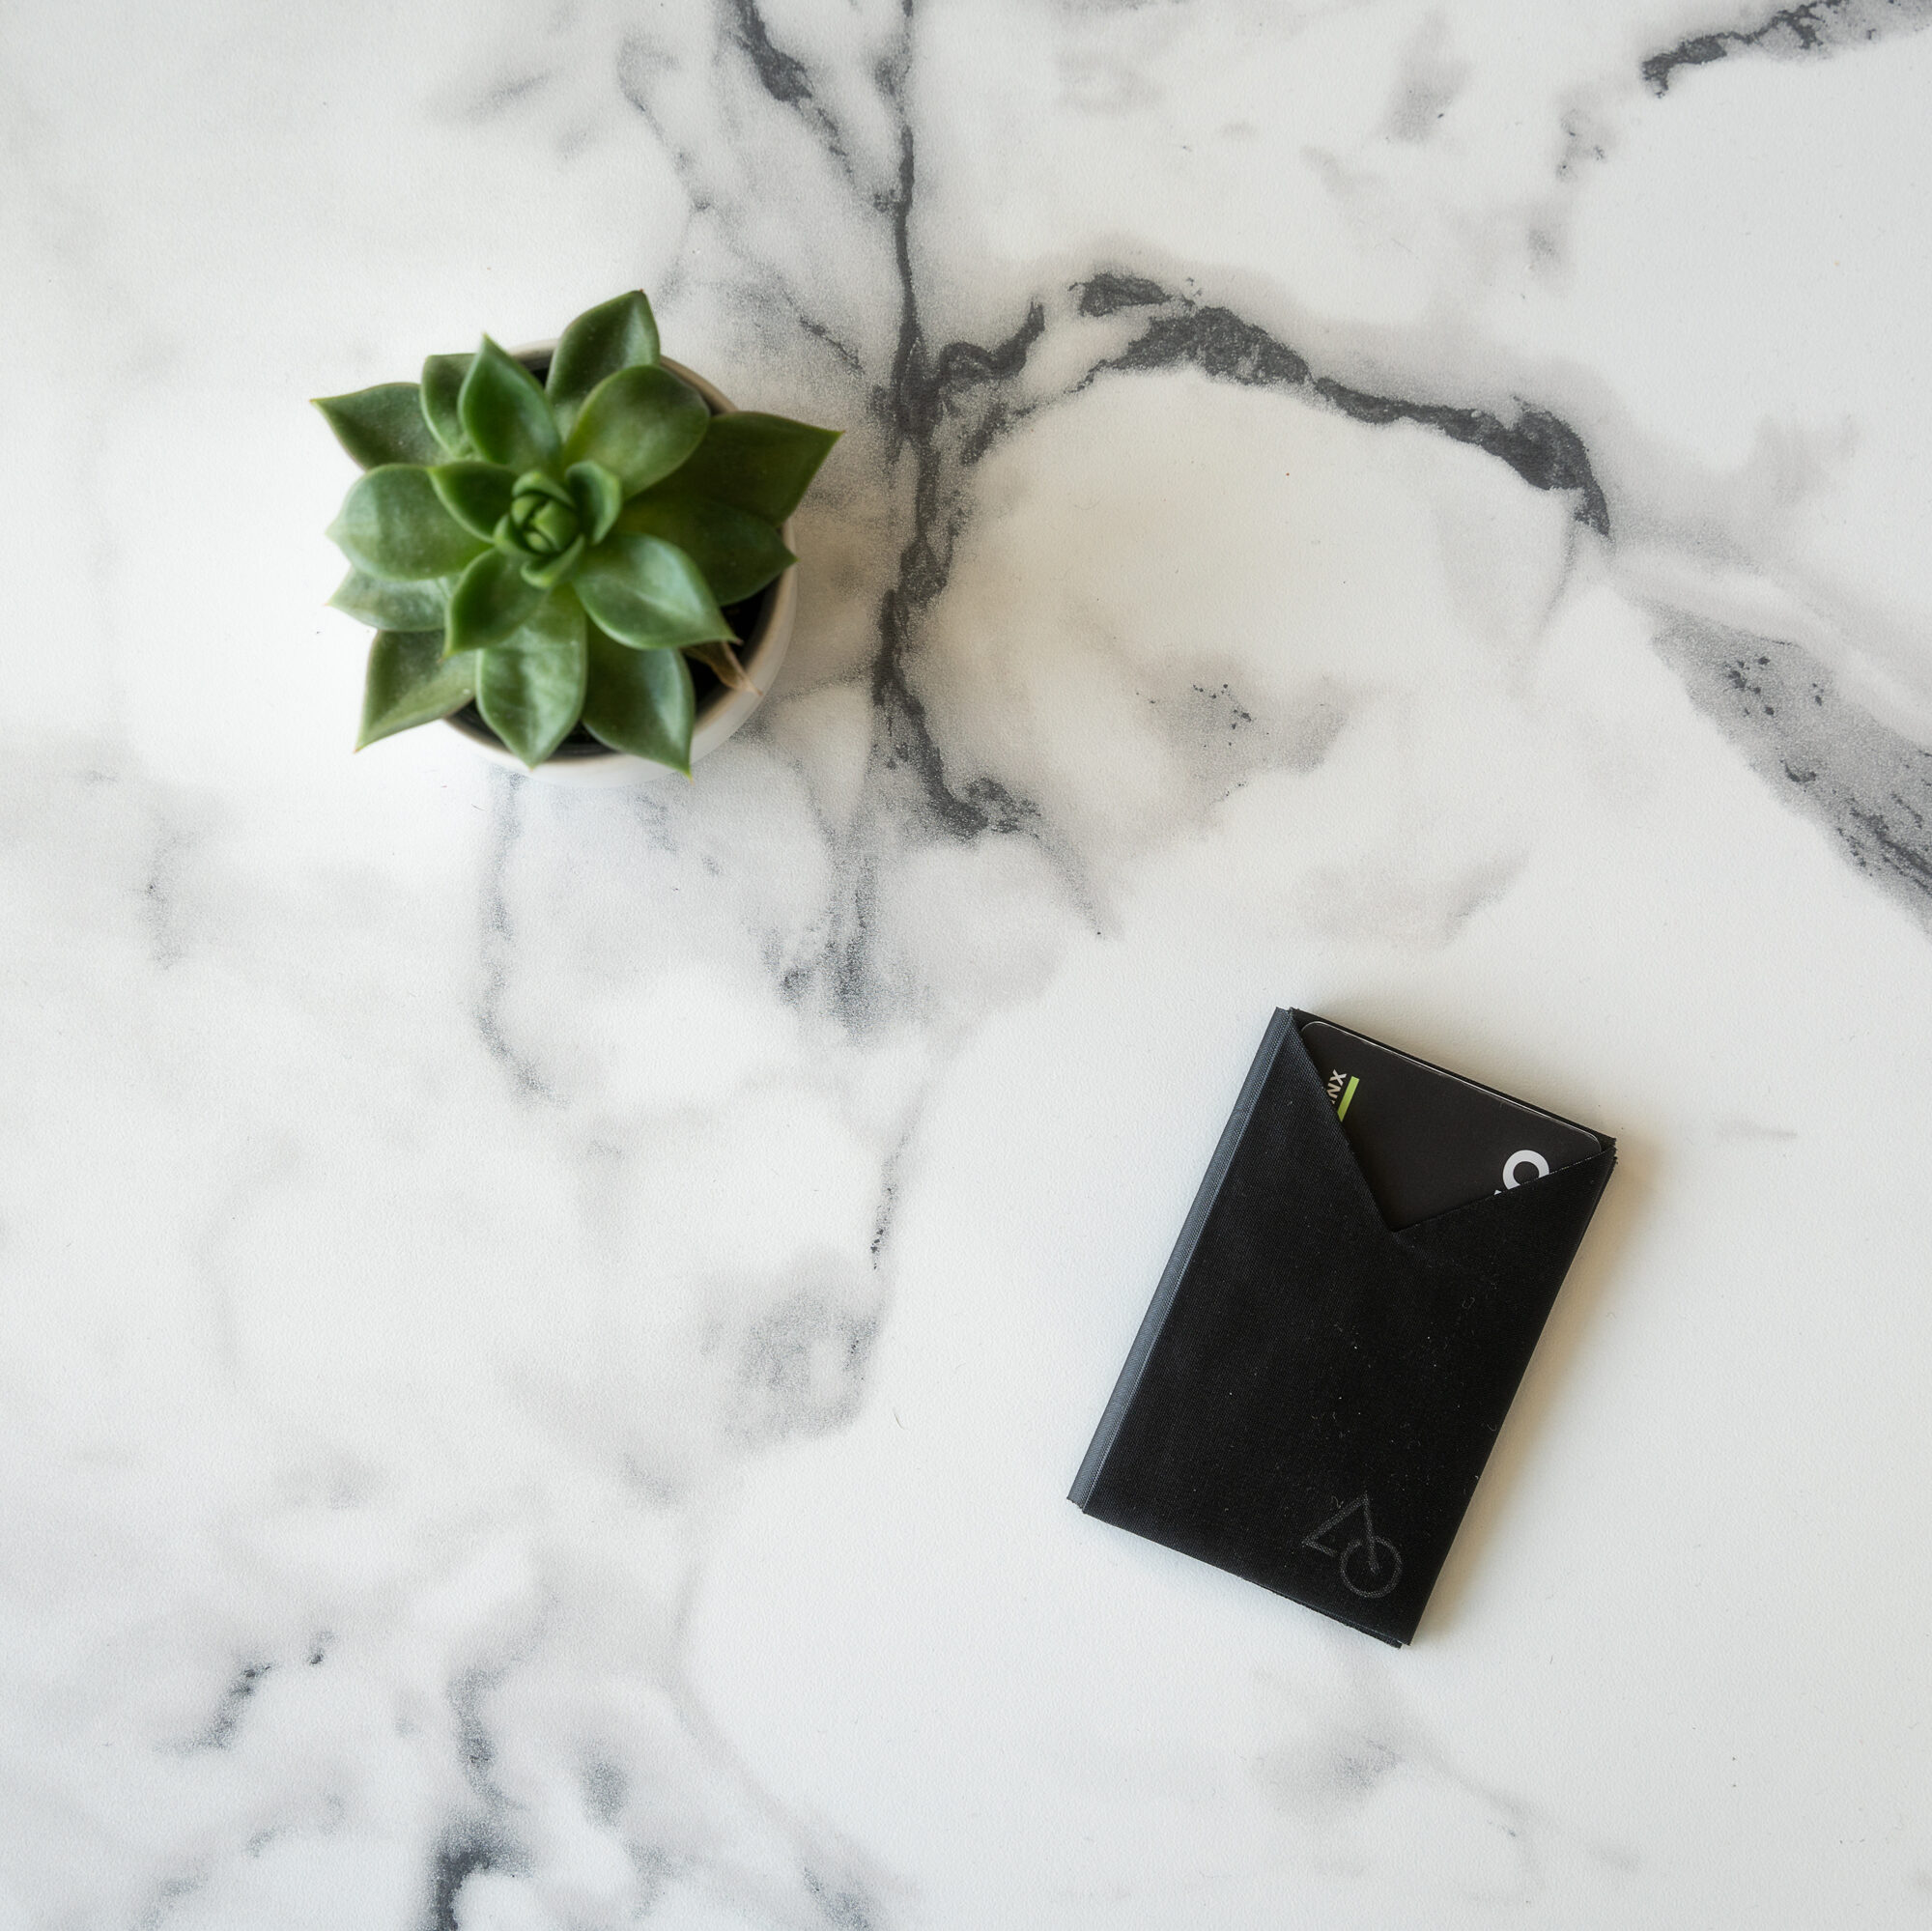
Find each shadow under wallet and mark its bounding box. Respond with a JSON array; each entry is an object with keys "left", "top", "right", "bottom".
[{"left": 1070, "top": 1008, "right": 1617, "bottom": 1645}]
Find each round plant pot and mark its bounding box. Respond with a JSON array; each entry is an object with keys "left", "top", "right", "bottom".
[{"left": 444, "top": 354, "right": 797, "bottom": 786}]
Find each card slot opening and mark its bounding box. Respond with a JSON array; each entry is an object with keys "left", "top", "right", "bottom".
[{"left": 1286, "top": 1009, "right": 1614, "bottom": 1238}]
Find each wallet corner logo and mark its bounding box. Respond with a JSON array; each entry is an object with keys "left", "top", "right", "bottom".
[{"left": 1301, "top": 1494, "right": 1403, "bottom": 1599}]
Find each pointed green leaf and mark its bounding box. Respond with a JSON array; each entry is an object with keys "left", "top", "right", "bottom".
[
  {"left": 357, "top": 630, "right": 476, "bottom": 749},
  {"left": 689, "top": 637, "right": 757, "bottom": 694},
  {"left": 528, "top": 503, "right": 576, "bottom": 550},
  {"left": 616, "top": 490, "right": 792, "bottom": 604},
  {"left": 665, "top": 412, "right": 839, "bottom": 524},
  {"left": 447, "top": 549, "right": 547, "bottom": 654},
  {"left": 476, "top": 592, "right": 588, "bottom": 768},
  {"left": 329, "top": 569, "right": 447, "bottom": 631},
  {"left": 421, "top": 354, "right": 474, "bottom": 454},
  {"left": 565, "top": 462, "right": 623, "bottom": 545},
  {"left": 460, "top": 335, "right": 560, "bottom": 472},
  {"left": 314, "top": 383, "right": 442, "bottom": 469},
  {"left": 328, "top": 466, "right": 487, "bottom": 581},
  {"left": 513, "top": 468, "right": 572, "bottom": 506},
  {"left": 430, "top": 461, "right": 517, "bottom": 540},
  {"left": 575, "top": 531, "right": 734, "bottom": 651},
  {"left": 521, "top": 534, "right": 586, "bottom": 591},
  {"left": 582, "top": 625, "right": 696, "bottom": 773},
  {"left": 547, "top": 292, "right": 660, "bottom": 434},
  {"left": 561, "top": 364, "right": 708, "bottom": 497}
]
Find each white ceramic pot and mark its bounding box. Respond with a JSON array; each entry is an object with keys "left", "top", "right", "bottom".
[{"left": 444, "top": 354, "right": 797, "bottom": 786}]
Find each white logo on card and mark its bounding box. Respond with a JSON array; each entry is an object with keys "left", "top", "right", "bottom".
[{"left": 1502, "top": 1149, "right": 1550, "bottom": 1189}]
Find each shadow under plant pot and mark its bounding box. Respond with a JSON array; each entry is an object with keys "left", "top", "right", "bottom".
[{"left": 443, "top": 352, "right": 797, "bottom": 787}]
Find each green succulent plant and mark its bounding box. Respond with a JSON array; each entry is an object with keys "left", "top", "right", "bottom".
[{"left": 315, "top": 291, "right": 838, "bottom": 772}]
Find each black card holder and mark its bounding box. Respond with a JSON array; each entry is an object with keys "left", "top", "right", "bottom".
[{"left": 1070, "top": 1008, "right": 1616, "bottom": 1645}]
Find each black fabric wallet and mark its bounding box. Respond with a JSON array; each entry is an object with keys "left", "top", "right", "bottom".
[{"left": 1070, "top": 1008, "right": 1616, "bottom": 1645}]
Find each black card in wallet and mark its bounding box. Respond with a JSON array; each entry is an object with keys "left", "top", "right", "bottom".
[{"left": 1070, "top": 1008, "right": 1615, "bottom": 1645}]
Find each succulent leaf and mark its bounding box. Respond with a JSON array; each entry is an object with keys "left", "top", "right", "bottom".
[
  {"left": 329, "top": 466, "right": 487, "bottom": 582},
  {"left": 547, "top": 292, "right": 660, "bottom": 434},
  {"left": 666, "top": 412, "right": 839, "bottom": 525},
  {"left": 329, "top": 569, "right": 446, "bottom": 631},
  {"left": 421, "top": 354, "right": 474, "bottom": 455},
  {"left": 531, "top": 502, "right": 577, "bottom": 549},
  {"left": 447, "top": 549, "right": 547, "bottom": 654},
  {"left": 521, "top": 535, "right": 586, "bottom": 590},
  {"left": 582, "top": 625, "right": 696, "bottom": 773},
  {"left": 565, "top": 462, "right": 624, "bottom": 545},
  {"left": 616, "top": 490, "right": 793, "bottom": 604},
  {"left": 688, "top": 637, "right": 758, "bottom": 694},
  {"left": 357, "top": 630, "right": 477, "bottom": 749},
  {"left": 574, "top": 531, "right": 734, "bottom": 651},
  {"left": 561, "top": 364, "right": 708, "bottom": 498},
  {"left": 313, "top": 385, "right": 442, "bottom": 469},
  {"left": 315, "top": 384, "right": 443, "bottom": 469},
  {"left": 513, "top": 468, "right": 573, "bottom": 505},
  {"left": 475, "top": 591, "right": 588, "bottom": 769},
  {"left": 460, "top": 336, "right": 560, "bottom": 472},
  {"left": 430, "top": 461, "right": 517, "bottom": 540}
]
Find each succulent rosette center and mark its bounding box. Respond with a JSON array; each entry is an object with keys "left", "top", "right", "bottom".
[{"left": 507, "top": 472, "right": 581, "bottom": 558}]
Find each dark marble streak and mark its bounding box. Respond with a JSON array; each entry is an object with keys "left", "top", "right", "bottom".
[
  {"left": 802, "top": 1866, "right": 886, "bottom": 1930},
  {"left": 874, "top": 247, "right": 1932, "bottom": 919},
  {"left": 1077, "top": 278, "right": 1611, "bottom": 536},
  {"left": 182, "top": 1661, "right": 270, "bottom": 1752},
  {"left": 473, "top": 773, "right": 554, "bottom": 1100},
  {"left": 723, "top": 0, "right": 854, "bottom": 178},
  {"left": 1652, "top": 613, "right": 1932, "bottom": 917},
  {"left": 1642, "top": 0, "right": 1932, "bottom": 95},
  {"left": 700, "top": 0, "right": 1062, "bottom": 1026},
  {"left": 424, "top": 1831, "right": 504, "bottom": 1931},
  {"left": 418, "top": 1672, "right": 522, "bottom": 1931}
]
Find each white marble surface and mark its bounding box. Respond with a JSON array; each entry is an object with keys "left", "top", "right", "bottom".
[{"left": 7, "top": 0, "right": 1932, "bottom": 1923}]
